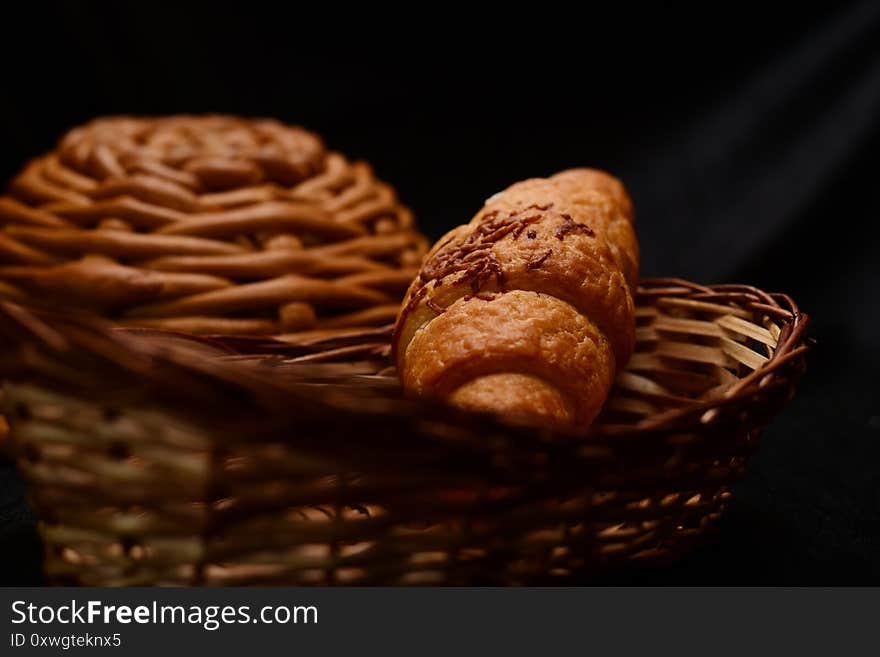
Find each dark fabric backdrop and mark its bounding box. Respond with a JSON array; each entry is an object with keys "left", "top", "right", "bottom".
[{"left": 1, "top": 2, "right": 877, "bottom": 584}]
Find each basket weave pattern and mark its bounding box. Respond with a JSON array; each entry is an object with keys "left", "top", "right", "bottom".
[
  {"left": 0, "top": 280, "right": 808, "bottom": 585},
  {"left": 0, "top": 116, "right": 427, "bottom": 337}
]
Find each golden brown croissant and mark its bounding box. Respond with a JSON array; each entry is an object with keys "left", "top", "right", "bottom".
[{"left": 392, "top": 168, "right": 639, "bottom": 428}]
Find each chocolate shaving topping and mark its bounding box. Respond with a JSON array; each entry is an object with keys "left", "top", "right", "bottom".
[
  {"left": 411, "top": 203, "right": 555, "bottom": 311},
  {"left": 526, "top": 249, "right": 553, "bottom": 270},
  {"left": 425, "top": 298, "right": 446, "bottom": 314},
  {"left": 463, "top": 292, "right": 498, "bottom": 303},
  {"left": 420, "top": 208, "right": 541, "bottom": 284},
  {"left": 470, "top": 252, "right": 505, "bottom": 294},
  {"left": 555, "top": 214, "right": 594, "bottom": 240},
  {"left": 403, "top": 284, "right": 429, "bottom": 314}
]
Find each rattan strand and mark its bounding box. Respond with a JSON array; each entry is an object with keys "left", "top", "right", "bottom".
[
  {"left": 0, "top": 116, "right": 428, "bottom": 338},
  {"left": 0, "top": 279, "right": 808, "bottom": 585}
]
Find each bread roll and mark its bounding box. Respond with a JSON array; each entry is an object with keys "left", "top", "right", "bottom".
[{"left": 392, "top": 168, "right": 639, "bottom": 428}]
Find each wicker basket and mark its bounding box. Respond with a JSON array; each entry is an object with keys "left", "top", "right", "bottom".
[
  {"left": 0, "top": 115, "right": 427, "bottom": 337},
  {"left": 0, "top": 278, "right": 808, "bottom": 585}
]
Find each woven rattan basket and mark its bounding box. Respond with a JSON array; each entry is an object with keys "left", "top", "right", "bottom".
[
  {"left": 0, "top": 279, "right": 808, "bottom": 585},
  {"left": 0, "top": 115, "right": 427, "bottom": 337}
]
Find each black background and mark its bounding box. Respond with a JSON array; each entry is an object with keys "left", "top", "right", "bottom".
[{"left": 0, "top": 2, "right": 877, "bottom": 584}]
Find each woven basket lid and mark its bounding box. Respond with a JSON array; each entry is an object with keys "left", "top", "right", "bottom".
[{"left": 0, "top": 115, "right": 428, "bottom": 339}]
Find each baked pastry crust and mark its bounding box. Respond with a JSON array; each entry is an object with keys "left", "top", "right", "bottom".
[{"left": 393, "top": 168, "right": 639, "bottom": 427}]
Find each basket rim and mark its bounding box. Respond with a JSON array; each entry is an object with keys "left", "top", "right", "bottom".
[
  {"left": 0, "top": 276, "right": 810, "bottom": 448},
  {"left": 609, "top": 277, "right": 809, "bottom": 433}
]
